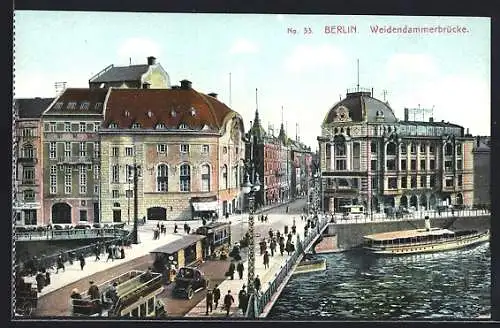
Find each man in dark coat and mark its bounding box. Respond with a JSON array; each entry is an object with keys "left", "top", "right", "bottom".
[
  {"left": 94, "top": 245, "right": 100, "bottom": 261},
  {"left": 228, "top": 262, "right": 236, "bottom": 280},
  {"left": 88, "top": 281, "right": 100, "bottom": 300},
  {"left": 270, "top": 240, "right": 276, "bottom": 256},
  {"left": 254, "top": 275, "right": 261, "bottom": 294},
  {"left": 213, "top": 284, "right": 221, "bottom": 309},
  {"left": 56, "top": 255, "right": 65, "bottom": 273},
  {"left": 263, "top": 251, "right": 270, "bottom": 269},
  {"left": 237, "top": 262, "right": 244, "bottom": 280},
  {"left": 35, "top": 271, "right": 45, "bottom": 292},
  {"left": 223, "top": 290, "right": 235, "bottom": 316},
  {"left": 238, "top": 285, "right": 248, "bottom": 313},
  {"left": 205, "top": 289, "right": 214, "bottom": 315},
  {"left": 79, "top": 254, "right": 86, "bottom": 270},
  {"left": 279, "top": 241, "right": 284, "bottom": 256}
]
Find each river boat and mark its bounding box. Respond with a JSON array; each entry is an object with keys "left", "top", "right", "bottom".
[
  {"left": 293, "top": 256, "right": 326, "bottom": 275},
  {"left": 363, "top": 218, "right": 489, "bottom": 255}
]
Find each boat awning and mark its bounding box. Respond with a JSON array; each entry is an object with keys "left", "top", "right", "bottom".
[
  {"left": 192, "top": 201, "right": 218, "bottom": 212},
  {"left": 151, "top": 235, "right": 206, "bottom": 255}
]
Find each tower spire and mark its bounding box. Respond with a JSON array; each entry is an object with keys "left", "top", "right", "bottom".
[{"left": 252, "top": 88, "right": 262, "bottom": 132}]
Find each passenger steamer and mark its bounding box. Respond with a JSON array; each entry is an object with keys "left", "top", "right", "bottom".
[{"left": 363, "top": 218, "right": 489, "bottom": 255}]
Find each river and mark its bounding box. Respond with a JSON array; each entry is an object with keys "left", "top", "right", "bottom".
[{"left": 268, "top": 242, "right": 490, "bottom": 320}]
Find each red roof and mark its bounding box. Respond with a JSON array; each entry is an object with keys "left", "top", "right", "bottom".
[
  {"left": 44, "top": 88, "right": 109, "bottom": 114},
  {"left": 104, "top": 88, "right": 235, "bottom": 130}
]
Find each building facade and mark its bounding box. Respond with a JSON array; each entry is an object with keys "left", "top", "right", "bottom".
[
  {"left": 41, "top": 89, "right": 109, "bottom": 224},
  {"left": 289, "top": 139, "right": 313, "bottom": 199},
  {"left": 472, "top": 136, "right": 490, "bottom": 207},
  {"left": 318, "top": 89, "right": 475, "bottom": 214},
  {"left": 13, "top": 98, "right": 54, "bottom": 225},
  {"left": 99, "top": 80, "right": 246, "bottom": 222}
]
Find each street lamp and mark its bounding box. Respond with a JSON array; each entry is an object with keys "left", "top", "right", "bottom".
[
  {"left": 131, "top": 162, "right": 141, "bottom": 244},
  {"left": 241, "top": 156, "right": 261, "bottom": 318}
]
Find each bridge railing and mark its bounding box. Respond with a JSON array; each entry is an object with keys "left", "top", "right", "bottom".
[
  {"left": 15, "top": 228, "right": 129, "bottom": 241},
  {"left": 253, "top": 214, "right": 329, "bottom": 317}
]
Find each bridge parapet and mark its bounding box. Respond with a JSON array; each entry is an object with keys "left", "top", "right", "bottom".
[{"left": 15, "top": 228, "right": 129, "bottom": 242}]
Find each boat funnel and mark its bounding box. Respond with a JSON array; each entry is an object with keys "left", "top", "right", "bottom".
[{"left": 424, "top": 216, "right": 431, "bottom": 231}]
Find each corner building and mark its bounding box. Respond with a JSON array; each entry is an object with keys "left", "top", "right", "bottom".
[
  {"left": 317, "top": 89, "right": 474, "bottom": 213},
  {"left": 99, "top": 80, "right": 246, "bottom": 222}
]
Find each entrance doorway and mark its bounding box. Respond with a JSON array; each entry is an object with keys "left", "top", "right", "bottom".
[
  {"left": 52, "top": 203, "right": 71, "bottom": 224},
  {"left": 147, "top": 207, "right": 167, "bottom": 220},
  {"left": 113, "top": 209, "right": 122, "bottom": 222}
]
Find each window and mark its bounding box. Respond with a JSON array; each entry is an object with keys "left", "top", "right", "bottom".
[
  {"left": 93, "top": 164, "right": 100, "bottom": 180},
  {"left": 21, "top": 144, "right": 34, "bottom": 158},
  {"left": 94, "top": 142, "right": 99, "bottom": 158},
  {"left": 80, "top": 210, "right": 88, "bottom": 221},
  {"left": 201, "top": 145, "right": 209, "bottom": 153},
  {"left": 179, "top": 123, "right": 188, "bottom": 129},
  {"left": 50, "top": 165, "right": 57, "bottom": 175},
  {"left": 78, "top": 122, "right": 85, "bottom": 132},
  {"left": 112, "top": 165, "right": 119, "bottom": 183},
  {"left": 157, "top": 164, "right": 168, "bottom": 192},
  {"left": 223, "top": 146, "right": 228, "bottom": 154},
  {"left": 54, "top": 102, "right": 63, "bottom": 110},
  {"left": 112, "top": 190, "right": 119, "bottom": 199},
  {"left": 400, "top": 159, "right": 407, "bottom": 171},
  {"left": 371, "top": 141, "right": 377, "bottom": 153},
  {"left": 64, "top": 169, "right": 72, "bottom": 194},
  {"left": 80, "top": 102, "right": 90, "bottom": 110},
  {"left": 112, "top": 147, "right": 119, "bottom": 157},
  {"left": 420, "top": 144, "right": 426, "bottom": 153},
  {"left": 109, "top": 123, "right": 118, "bottom": 129},
  {"left": 79, "top": 142, "right": 86, "bottom": 157},
  {"left": 94, "top": 185, "right": 99, "bottom": 194},
  {"left": 125, "top": 165, "right": 133, "bottom": 182},
  {"left": 201, "top": 164, "right": 211, "bottom": 192},
  {"left": 233, "top": 165, "right": 238, "bottom": 188},
  {"left": 49, "top": 122, "right": 56, "bottom": 132},
  {"left": 79, "top": 165, "right": 87, "bottom": 194},
  {"left": 49, "top": 142, "right": 57, "bottom": 159},
  {"left": 386, "top": 142, "right": 396, "bottom": 156},
  {"left": 352, "top": 143, "right": 360, "bottom": 171},
  {"left": 429, "top": 175, "right": 436, "bottom": 188},
  {"left": 126, "top": 189, "right": 133, "bottom": 198},
  {"left": 411, "top": 176, "right": 417, "bottom": 188},
  {"left": 50, "top": 174, "right": 57, "bottom": 194},
  {"left": 94, "top": 102, "right": 103, "bottom": 110},
  {"left": 420, "top": 159, "right": 426, "bottom": 171},
  {"left": 445, "top": 143, "right": 453, "bottom": 156},
  {"left": 336, "top": 159, "right": 346, "bottom": 171},
  {"left": 24, "top": 190, "right": 35, "bottom": 202},
  {"left": 222, "top": 165, "right": 228, "bottom": 189},
  {"left": 371, "top": 178, "right": 377, "bottom": 190},
  {"left": 180, "top": 164, "right": 191, "bottom": 192},
  {"left": 335, "top": 143, "right": 346, "bottom": 156},
  {"left": 22, "top": 167, "right": 35, "bottom": 184},
  {"left": 457, "top": 159, "right": 463, "bottom": 170},
  {"left": 456, "top": 144, "right": 462, "bottom": 155},
  {"left": 420, "top": 176, "right": 426, "bottom": 188},
  {"left": 94, "top": 122, "right": 100, "bottom": 132},
  {"left": 401, "top": 177, "right": 407, "bottom": 189},
  {"left": 64, "top": 122, "right": 71, "bottom": 132},
  {"left": 87, "top": 123, "right": 94, "bottom": 132},
  {"left": 445, "top": 177, "right": 454, "bottom": 187},
  {"left": 400, "top": 143, "right": 407, "bottom": 155},
  {"left": 22, "top": 128, "right": 34, "bottom": 137},
  {"left": 386, "top": 159, "right": 396, "bottom": 171},
  {"left": 371, "top": 160, "right": 377, "bottom": 171},
  {"left": 180, "top": 144, "right": 190, "bottom": 153},
  {"left": 410, "top": 160, "right": 417, "bottom": 171},
  {"left": 388, "top": 177, "right": 397, "bottom": 189},
  {"left": 236, "top": 147, "right": 239, "bottom": 155},
  {"left": 430, "top": 159, "right": 435, "bottom": 170},
  {"left": 458, "top": 174, "right": 463, "bottom": 187},
  {"left": 67, "top": 102, "right": 77, "bottom": 110},
  {"left": 157, "top": 144, "right": 166, "bottom": 153},
  {"left": 429, "top": 145, "right": 435, "bottom": 154},
  {"left": 125, "top": 147, "right": 134, "bottom": 157},
  {"left": 445, "top": 160, "right": 453, "bottom": 171},
  {"left": 156, "top": 123, "right": 165, "bottom": 129},
  {"left": 131, "top": 122, "right": 141, "bottom": 129}
]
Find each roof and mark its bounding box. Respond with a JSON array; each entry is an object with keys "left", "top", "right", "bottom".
[
  {"left": 150, "top": 234, "right": 206, "bottom": 254},
  {"left": 363, "top": 228, "right": 456, "bottom": 241},
  {"left": 16, "top": 98, "right": 54, "bottom": 118},
  {"left": 43, "top": 88, "right": 109, "bottom": 115},
  {"left": 323, "top": 91, "right": 398, "bottom": 125},
  {"left": 398, "top": 121, "right": 464, "bottom": 129},
  {"left": 103, "top": 87, "right": 236, "bottom": 131},
  {"left": 89, "top": 64, "right": 149, "bottom": 83}
]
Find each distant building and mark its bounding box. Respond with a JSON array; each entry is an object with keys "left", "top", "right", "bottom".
[
  {"left": 89, "top": 56, "right": 170, "bottom": 89},
  {"left": 288, "top": 138, "right": 313, "bottom": 199},
  {"left": 99, "top": 80, "right": 246, "bottom": 222},
  {"left": 472, "top": 136, "right": 490, "bottom": 206},
  {"left": 318, "top": 89, "right": 475, "bottom": 213},
  {"left": 41, "top": 89, "right": 109, "bottom": 224},
  {"left": 13, "top": 98, "right": 54, "bottom": 226}
]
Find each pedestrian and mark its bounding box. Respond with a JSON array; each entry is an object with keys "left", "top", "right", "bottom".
[
  {"left": 270, "top": 240, "right": 276, "bottom": 257},
  {"left": 228, "top": 262, "right": 236, "bottom": 280},
  {"left": 238, "top": 285, "right": 248, "bottom": 313},
  {"left": 223, "top": 290, "right": 235, "bottom": 317},
  {"left": 120, "top": 247, "right": 125, "bottom": 259},
  {"left": 263, "top": 251, "right": 270, "bottom": 269},
  {"left": 44, "top": 269, "right": 51, "bottom": 286},
  {"left": 94, "top": 245, "right": 100, "bottom": 261},
  {"left": 160, "top": 223, "right": 165, "bottom": 235},
  {"left": 174, "top": 223, "right": 178, "bottom": 233},
  {"left": 237, "top": 262, "right": 244, "bottom": 280},
  {"left": 205, "top": 289, "right": 213, "bottom": 315},
  {"left": 184, "top": 223, "right": 189, "bottom": 234},
  {"left": 279, "top": 242, "right": 284, "bottom": 256},
  {"left": 88, "top": 280, "right": 100, "bottom": 300},
  {"left": 213, "top": 284, "right": 221, "bottom": 309},
  {"left": 56, "top": 255, "right": 65, "bottom": 273},
  {"left": 254, "top": 275, "right": 261, "bottom": 293},
  {"left": 187, "top": 225, "right": 191, "bottom": 234},
  {"left": 225, "top": 212, "right": 229, "bottom": 220},
  {"left": 268, "top": 228, "right": 273, "bottom": 239},
  {"left": 106, "top": 246, "right": 114, "bottom": 262},
  {"left": 286, "top": 206, "right": 289, "bottom": 213},
  {"left": 79, "top": 254, "right": 85, "bottom": 270},
  {"left": 35, "top": 271, "right": 45, "bottom": 292},
  {"left": 265, "top": 215, "right": 268, "bottom": 222}
]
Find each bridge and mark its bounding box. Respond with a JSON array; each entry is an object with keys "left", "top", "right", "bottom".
[{"left": 15, "top": 228, "right": 129, "bottom": 242}]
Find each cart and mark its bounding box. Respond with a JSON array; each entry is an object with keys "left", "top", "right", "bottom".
[{"left": 15, "top": 279, "right": 38, "bottom": 316}]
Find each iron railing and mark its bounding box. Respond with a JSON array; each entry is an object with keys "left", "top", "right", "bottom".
[{"left": 16, "top": 228, "right": 129, "bottom": 241}]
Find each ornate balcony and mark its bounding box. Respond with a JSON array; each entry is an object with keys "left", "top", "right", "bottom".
[{"left": 57, "top": 156, "right": 94, "bottom": 164}]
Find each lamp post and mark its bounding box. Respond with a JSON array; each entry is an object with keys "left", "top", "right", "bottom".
[
  {"left": 241, "top": 137, "right": 261, "bottom": 318},
  {"left": 130, "top": 161, "right": 141, "bottom": 244}
]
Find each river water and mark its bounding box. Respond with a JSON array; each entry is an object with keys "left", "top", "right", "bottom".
[{"left": 268, "top": 242, "right": 490, "bottom": 320}]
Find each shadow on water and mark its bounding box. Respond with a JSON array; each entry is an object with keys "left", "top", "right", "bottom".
[{"left": 268, "top": 242, "right": 490, "bottom": 320}]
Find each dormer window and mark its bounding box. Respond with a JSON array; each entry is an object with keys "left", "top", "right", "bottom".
[
  {"left": 108, "top": 122, "right": 118, "bottom": 129},
  {"left": 80, "top": 102, "right": 90, "bottom": 110},
  {"left": 131, "top": 122, "right": 141, "bottom": 129},
  {"left": 54, "top": 102, "right": 63, "bottom": 110},
  {"left": 124, "top": 110, "right": 130, "bottom": 117},
  {"left": 191, "top": 107, "right": 196, "bottom": 116},
  {"left": 171, "top": 110, "right": 177, "bottom": 117},
  {"left": 94, "top": 102, "right": 103, "bottom": 110},
  {"left": 179, "top": 123, "right": 188, "bottom": 129},
  {"left": 155, "top": 123, "right": 165, "bottom": 129},
  {"left": 67, "top": 102, "right": 77, "bottom": 110},
  {"left": 147, "top": 110, "right": 153, "bottom": 118}
]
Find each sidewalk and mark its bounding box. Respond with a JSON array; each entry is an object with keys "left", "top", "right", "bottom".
[{"left": 185, "top": 213, "right": 308, "bottom": 318}]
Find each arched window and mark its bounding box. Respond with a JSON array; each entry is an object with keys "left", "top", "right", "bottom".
[
  {"left": 445, "top": 143, "right": 453, "bottom": 156},
  {"left": 335, "top": 142, "right": 346, "bottom": 156},
  {"left": 201, "top": 164, "right": 210, "bottom": 192},
  {"left": 386, "top": 142, "right": 396, "bottom": 156},
  {"left": 157, "top": 164, "right": 168, "bottom": 192},
  {"left": 222, "top": 165, "right": 228, "bottom": 189},
  {"left": 400, "top": 142, "right": 407, "bottom": 155},
  {"left": 180, "top": 164, "right": 191, "bottom": 192},
  {"left": 233, "top": 165, "right": 238, "bottom": 188},
  {"left": 22, "top": 144, "right": 34, "bottom": 159},
  {"left": 370, "top": 141, "right": 377, "bottom": 154}
]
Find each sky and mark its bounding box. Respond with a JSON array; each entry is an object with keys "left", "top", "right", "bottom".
[{"left": 14, "top": 12, "right": 490, "bottom": 149}]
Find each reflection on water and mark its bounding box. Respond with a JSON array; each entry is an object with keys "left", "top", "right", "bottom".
[{"left": 268, "top": 242, "right": 490, "bottom": 320}]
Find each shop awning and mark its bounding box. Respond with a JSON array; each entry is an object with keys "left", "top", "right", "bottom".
[{"left": 192, "top": 201, "right": 218, "bottom": 212}]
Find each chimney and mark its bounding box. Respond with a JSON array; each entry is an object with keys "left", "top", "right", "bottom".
[
  {"left": 142, "top": 82, "right": 151, "bottom": 89},
  {"left": 208, "top": 93, "right": 218, "bottom": 99},
  {"left": 147, "top": 56, "right": 157, "bottom": 65},
  {"left": 429, "top": 117, "right": 434, "bottom": 122},
  {"left": 476, "top": 136, "right": 480, "bottom": 147},
  {"left": 180, "top": 79, "right": 192, "bottom": 89},
  {"left": 404, "top": 108, "right": 409, "bottom": 121}
]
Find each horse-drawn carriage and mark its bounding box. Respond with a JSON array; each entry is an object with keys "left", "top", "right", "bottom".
[{"left": 15, "top": 277, "right": 38, "bottom": 316}]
